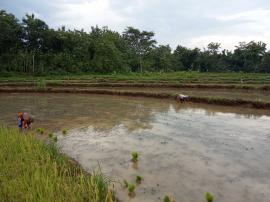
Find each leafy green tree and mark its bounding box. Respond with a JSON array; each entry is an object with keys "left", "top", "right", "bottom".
[
  {"left": 123, "top": 27, "right": 156, "bottom": 72},
  {"left": 232, "top": 41, "right": 266, "bottom": 72},
  {"left": 21, "top": 14, "right": 49, "bottom": 73},
  {"left": 207, "top": 42, "right": 221, "bottom": 55},
  {"left": 152, "top": 45, "right": 173, "bottom": 72},
  {"left": 258, "top": 52, "right": 270, "bottom": 73},
  {"left": 0, "top": 9, "right": 269, "bottom": 74},
  {"left": 198, "top": 42, "right": 222, "bottom": 72},
  {"left": 0, "top": 10, "right": 22, "bottom": 72},
  {"left": 173, "top": 46, "right": 200, "bottom": 71}
]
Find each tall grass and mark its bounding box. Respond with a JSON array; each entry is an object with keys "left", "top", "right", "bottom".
[{"left": 0, "top": 125, "right": 114, "bottom": 202}]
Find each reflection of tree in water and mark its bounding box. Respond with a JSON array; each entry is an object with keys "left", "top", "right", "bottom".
[
  {"left": 0, "top": 94, "right": 171, "bottom": 132},
  {"left": 1, "top": 94, "right": 269, "bottom": 132}
]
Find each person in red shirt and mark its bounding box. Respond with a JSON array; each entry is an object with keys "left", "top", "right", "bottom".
[{"left": 18, "top": 112, "right": 34, "bottom": 129}]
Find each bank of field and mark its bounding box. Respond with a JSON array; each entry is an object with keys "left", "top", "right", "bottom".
[
  {"left": 0, "top": 126, "right": 114, "bottom": 202},
  {"left": 1, "top": 72, "right": 270, "bottom": 84}
]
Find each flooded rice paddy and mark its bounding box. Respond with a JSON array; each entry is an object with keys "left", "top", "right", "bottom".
[{"left": 0, "top": 93, "right": 270, "bottom": 202}]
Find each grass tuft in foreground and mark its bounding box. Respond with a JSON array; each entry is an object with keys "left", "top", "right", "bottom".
[{"left": 0, "top": 125, "right": 114, "bottom": 202}]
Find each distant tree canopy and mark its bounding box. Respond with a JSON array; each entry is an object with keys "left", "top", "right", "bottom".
[{"left": 0, "top": 10, "right": 269, "bottom": 74}]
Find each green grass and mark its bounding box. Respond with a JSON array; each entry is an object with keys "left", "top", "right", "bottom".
[
  {"left": 1, "top": 72, "right": 270, "bottom": 84},
  {"left": 0, "top": 125, "right": 114, "bottom": 202}
]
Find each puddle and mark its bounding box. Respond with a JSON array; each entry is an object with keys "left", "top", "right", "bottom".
[{"left": 0, "top": 93, "right": 270, "bottom": 202}]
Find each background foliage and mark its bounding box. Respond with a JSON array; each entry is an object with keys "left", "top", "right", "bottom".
[{"left": 1, "top": 10, "right": 270, "bottom": 74}]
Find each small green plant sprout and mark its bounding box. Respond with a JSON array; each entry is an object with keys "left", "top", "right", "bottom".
[
  {"left": 164, "top": 195, "right": 170, "bottom": 202},
  {"left": 36, "top": 128, "right": 44, "bottom": 135},
  {"left": 131, "top": 152, "right": 139, "bottom": 162},
  {"left": 163, "top": 195, "right": 174, "bottom": 202},
  {"left": 135, "top": 175, "right": 142, "bottom": 184},
  {"left": 205, "top": 192, "right": 214, "bottom": 202},
  {"left": 48, "top": 133, "right": 53, "bottom": 138},
  {"left": 123, "top": 179, "right": 128, "bottom": 188},
  {"left": 128, "top": 184, "right": 135, "bottom": 194},
  {"left": 53, "top": 136, "right": 58, "bottom": 142},
  {"left": 62, "top": 129, "right": 67, "bottom": 135}
]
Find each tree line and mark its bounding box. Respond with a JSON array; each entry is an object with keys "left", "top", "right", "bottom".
[{"left": 1, "top": 10, "right": 270, "bottom": 74}]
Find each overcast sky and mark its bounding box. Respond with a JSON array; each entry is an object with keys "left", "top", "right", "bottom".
[{"left": 1, "top": 0, "right": 270, "bottom": 50}]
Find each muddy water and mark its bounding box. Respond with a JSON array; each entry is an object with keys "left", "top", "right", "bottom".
[
  {"left": 83, "top": 86, "right": 270, "bottom": 103},
  {"left": 0, "top": 93, "right": 270, "bottom": 202}
]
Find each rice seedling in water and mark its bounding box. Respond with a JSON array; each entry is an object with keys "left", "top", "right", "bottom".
[
  {"left": 128, "top": 184, "right": 135, "bottom": 194},
  {"left": 164, "top": 195, "right": 170, "bottom": 202},
  {"left": 123, "top": 179, "right": 129, "bottom": 188},
  {"left": 53, "top": 136, "right": 58, "bottom": 142},
  {"left": 205, "top": 192, "right": 214, "bottom": 202},
  {"left": 135, "top": 175, "right": 142, "bottom": 184},
  {"left": 36, "top": 127, "right": 44, "bottom": 135},
  {"left": 131, "top": 152, "right": 139, "bottom": 162},
  {"left": 62, "top": 129, "right": 67, "bottom": 135},
  {"left": 163, "top": 195, "right": 174, "bottom": 202}
]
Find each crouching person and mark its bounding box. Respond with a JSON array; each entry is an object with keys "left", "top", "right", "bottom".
[
  {"left": 176, "top": 94, "right": 189, "bottom": 103},
  {"left": 18, "top": 112, "right": 34, "bottom": 129}
]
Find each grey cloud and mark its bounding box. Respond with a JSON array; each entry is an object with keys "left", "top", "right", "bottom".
[{"left": 1, "top": 0, "right": 270, "bottom": 50}]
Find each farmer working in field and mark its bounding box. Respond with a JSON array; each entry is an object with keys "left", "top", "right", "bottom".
[
  {"left": 18, "top": 112, "right": 34, "bottom": 129},
  {"left": 176, "top": 94, "right": 189, "bottom": 102}
]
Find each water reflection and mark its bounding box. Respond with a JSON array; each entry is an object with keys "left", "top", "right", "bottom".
[
  {"left": 0, "top": 93, "right": 270, "bottom": 133},
  {"left": 1, "top": 93, "right": 270, "bottom": 202}
]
